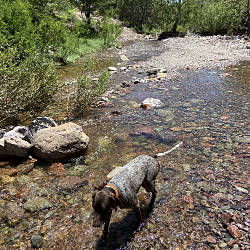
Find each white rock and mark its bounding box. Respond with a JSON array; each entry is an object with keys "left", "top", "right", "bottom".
[
  {"left": 108, "top": 67, "right": 118, "bottom": 71},
  {"left": 141, "top": 98, "right": 163, "bottom": 108}
]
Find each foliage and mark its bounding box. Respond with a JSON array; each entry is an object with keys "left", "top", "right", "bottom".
[
  {"left": 0, "top": 48, "right": 58, "bottom": 125},
  {"left": 179, "top": 0, "right": 248, "bottom": 35},
  {"left": 116, "top": 0, "right": 249, "bottom": 35},
  {"left": 101, "top": 18, "right": 122, "bottom": 47},
  {"left": 73, "top": 59, "right": 110, "bottom": 114}
]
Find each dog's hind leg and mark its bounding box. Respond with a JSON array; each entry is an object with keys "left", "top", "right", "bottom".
[
  {"left": 142, "top": 180, "right": 157, "bottom": 212},
  {"left": 131, "top": 193, "right": 143, "bottom": 222}
]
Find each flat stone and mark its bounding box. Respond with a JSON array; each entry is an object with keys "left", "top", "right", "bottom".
[
  {"left": 23, "top": 197, "right": 53, "bottom": 213},
  {"left": 206, "top": 235, "right": 217, "bottom": 244},
  {"left": 227, "top": 225, "right": 242, "bottom": 238},
  {"left": 48, "top": 163, "right": 65, "bottom": 176},
  {"left": 156, "top": 72, "right": 167, "bottom": 79},
  {"left": 220, "top": 242, "right": 227, "bottom": 248},
  {"left": 56, "top": 176, "right": 88, "bottom": 192}
]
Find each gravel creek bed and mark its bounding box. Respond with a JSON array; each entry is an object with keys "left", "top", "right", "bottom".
[{"left": 0, "top": 35, "right": 249, "bottom": 249}]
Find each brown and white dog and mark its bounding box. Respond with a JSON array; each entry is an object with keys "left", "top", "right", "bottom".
[{"left": 92, "top": 142, "right": 183, "bottom": 237}]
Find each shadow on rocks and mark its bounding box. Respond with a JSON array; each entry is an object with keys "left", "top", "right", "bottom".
[{"left": 96, "top": 208, "right": 148, "bottom": 250}]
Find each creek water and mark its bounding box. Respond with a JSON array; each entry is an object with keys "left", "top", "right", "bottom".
[{"left": 0, "top": 40, "right": 249, "bottom": 249}]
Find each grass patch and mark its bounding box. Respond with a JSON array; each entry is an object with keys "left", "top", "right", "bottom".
[{"left": 66, "top": 37, "right": 104, "bottom": 63}]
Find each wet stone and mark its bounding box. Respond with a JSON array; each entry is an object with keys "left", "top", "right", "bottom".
[
  {"left": 48, "top": 163, "right": 65, "bottom": 176},
  {"left": 227, "top": 225, "right": 242, "bottom": 239},
  {"left": 3, "top": 202, "right": 26, "bottom": 226},
  {"left": 56, "top": 176, "right": 88, "bottom": 192},
  {"left": 220, "top": 242, "right": 227, "bottom": 248},
  {"left": 23, "top": 197, "right": 53, "bottom": 213}
]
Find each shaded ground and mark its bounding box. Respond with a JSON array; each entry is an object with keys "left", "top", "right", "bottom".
[{"left": 0, "top": 34, "right": 249, "bottom": 249}]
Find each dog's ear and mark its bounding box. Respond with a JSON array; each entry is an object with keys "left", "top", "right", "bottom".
[{"left": 109, "top": 195, "right": 116, "bottom": 209}]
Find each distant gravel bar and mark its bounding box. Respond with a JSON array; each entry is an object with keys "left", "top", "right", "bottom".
[{"left": 121, "top": 35, "right": 250, "bottom": 79}]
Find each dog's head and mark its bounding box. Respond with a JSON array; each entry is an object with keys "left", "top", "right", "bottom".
[{"left": 92, "top": 190, "right": 116, "bottom": 227}]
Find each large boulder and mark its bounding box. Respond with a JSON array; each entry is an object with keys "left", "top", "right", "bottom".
[{"left": 31, "top": 122, "right": 89, "bottom": 161}]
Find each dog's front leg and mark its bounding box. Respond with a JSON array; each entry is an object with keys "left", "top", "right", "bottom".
[{"left": 103, "top": 212, "right": 112, "bottom": 239}]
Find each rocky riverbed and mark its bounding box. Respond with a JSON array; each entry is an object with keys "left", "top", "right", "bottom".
[{"left": 0, "top": 34, "right": 249, "bottom": 249}]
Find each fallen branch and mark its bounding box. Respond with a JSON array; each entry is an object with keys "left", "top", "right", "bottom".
[{"left": 155, "top": 141, "right": 183, "bottom": 158}]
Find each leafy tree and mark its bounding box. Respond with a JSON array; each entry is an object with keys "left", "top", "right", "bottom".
[
  {"left": 70, "top": 0, "right": 101, "bottom": 25},
  {"left": 117, "top": 0, "right": 168, "bottom": 33}
]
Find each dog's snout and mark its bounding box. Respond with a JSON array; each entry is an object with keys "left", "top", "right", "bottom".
[{"left": 92, "top": 212, "right": 104, "bottom": 227}]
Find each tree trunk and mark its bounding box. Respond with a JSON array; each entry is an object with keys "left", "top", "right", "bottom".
[
  {"left": 247, "top": 0, "right": 250, "bottom": 34},
  {"left": 85, "top": 12, "right": 91, "bottom": 26}
]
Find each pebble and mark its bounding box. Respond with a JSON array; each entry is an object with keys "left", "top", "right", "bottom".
[
  {"left": 234, "top": 186, "right": 248, "bottom": 194},
  {"left": 219, "top": 242, "right": 227, "bottom": 248}
]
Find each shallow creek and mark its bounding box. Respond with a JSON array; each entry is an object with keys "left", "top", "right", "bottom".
[{"left": 0, "top": 40, "right": 249, "bottom": 249}]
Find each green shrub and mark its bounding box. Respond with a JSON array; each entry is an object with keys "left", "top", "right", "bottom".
[
  {"left": 0, "top": 48, "right": 58, "bottom": 126},
  {"left": 101, "top": 18, "right": 122, "bottom": 47},
  {"left": 73, "top": 59, "right": 110, "bottom": 114}
]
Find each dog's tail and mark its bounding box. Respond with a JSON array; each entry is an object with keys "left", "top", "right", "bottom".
[{"left": 153, "top": 141, "right": 183, "bottom": 159}]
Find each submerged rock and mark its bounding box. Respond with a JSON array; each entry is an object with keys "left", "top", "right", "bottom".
[
  {"left": 32, "top": 122, "right": 89, "bottom": 161},
  {"left": 56, "top": 176, "right": 88, "bottom": 192},
  {"left": 23, "top": 197, "right": 53, "bottom": 213},
  {"left": 141, "top": 98, "right": 162, "bottom": 108},
  {"left": 30, "top": 234, "right": 43, "bottom": 248},
  {"left": 3, "top": 202, "right": 26, "bottom": 226}
]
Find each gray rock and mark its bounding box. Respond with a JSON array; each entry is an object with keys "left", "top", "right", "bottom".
[
  {"left": 0, "top": 136, "right": 32, "bottom": 158},
  {"left": 4, "top": 126, "right": 32, "bottom": 142},
  {"left": 30, "top": 234, "right": 43, "bottom": 248},
  {"left": 32, "top": 122, "right": 89, "bottom": 161},
  {"left": 29, "top": 116, "right": 57, "bottom": 135},
  {"left": 23, "top": 197, "right": 53, "bottom": 212}
]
